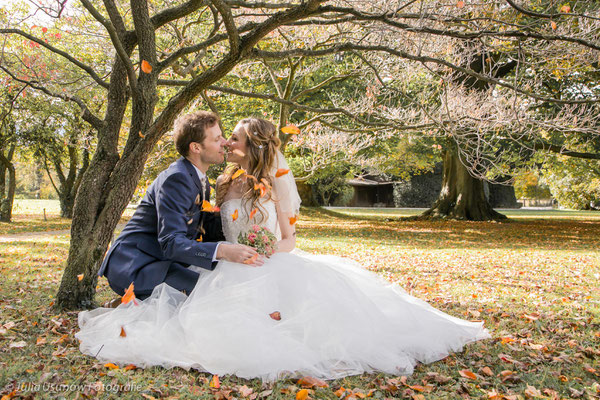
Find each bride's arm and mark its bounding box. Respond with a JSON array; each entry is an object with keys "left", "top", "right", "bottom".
[{"left": 275, "top": 201, "right": 296, "bottom": 253}]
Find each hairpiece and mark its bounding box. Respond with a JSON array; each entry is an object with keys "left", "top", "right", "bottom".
[
  {"left": 258, "top": 145, "right": 264, "bottom": 149},
  {"left": 252, "top": 132, "right": 258, "bottom": 136}
]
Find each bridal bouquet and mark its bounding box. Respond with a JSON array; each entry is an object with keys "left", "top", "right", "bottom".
[{"left": 238, "top": 225, "right": 277, "bottom": 256}]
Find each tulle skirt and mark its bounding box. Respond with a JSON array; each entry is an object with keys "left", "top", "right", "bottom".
[{"left": 77, "top": 252, "right": 490, "bottom": 381}]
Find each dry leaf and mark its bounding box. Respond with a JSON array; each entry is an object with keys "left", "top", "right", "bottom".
[
  {"left": 249, "top": 208, "right": 258, "bottom": 219},
  {"left": 9, "top": 341, "right": 26, "bottom": 348},
  {"left": 296, "top": 389, "right": 309, "bottom": 400},
  {"left": 457, "top": 0, "right": 465, "bottom": 8},
  {"left": 481, "top": 366, "right": 493, "bottom": 376},
  {"left": 196, "top": 235, "right": 203, "bottom": 242},
  {"left": 124, "top": 364, "right": 137, "bottom": 371},
  {"left": 281, "top": 125, "right": 300, "bottom": 135},
  {"left": 297, "top": 376, "right": 328, "bottom": 388},
  {"left": 551, "top": 20, "right": 557, "bottom": 30},
  {"left": 120, "top": 327, "right": 126, "bottom": 337},
  {"left": 243, "top": 254, "right": 258, "bottom": 265},
  {"left": 524, "top": 385, "right": 542, "bottom": 397},
  {"left": 141, "top": 60, "right": 152, "bottom": 73},
  {"left": 560, "top": 4, "right": 571, "bottom": 13},
  {"left": 232, "top": 209, "right": 238, "bottom": 221},
  {"left": 139, "top": 131, "right": 146, "bottom": 138},
  {"left": 275, "top": 169, "right": 290, "bottom": 178},
  {"left": 458, "top": 369, "right": 478, "bottom": 380},
  {"left": 202, "top": 200, "right": 215, "bottom": 212},
  {"left": 209, "top": 375, "right": 220, "bottom": 388},
  {"left": 104, "top": 363, "right": 119, "bottom": 370},
  {"left": 77, "top": 274, "right": 84, "bottom": 281},
  {"left": 122, "top": 283, "right": 135, "bottom": 304},
  {"left": 269, "top": 311, "right": 282, "bottom": 321},
  {"left": 289, "top": 215, "right": 298, "bottom": 225}
]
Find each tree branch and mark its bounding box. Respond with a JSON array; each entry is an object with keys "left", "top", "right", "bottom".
[
  {"left": 210, "top": 0, "right": 240, "bottom": 55},
  {"left": 0, "top": 29, "right": 109, "bottom": 89},
  {"left": 533, "top": 142, "right": 600, "bottom": 160}
]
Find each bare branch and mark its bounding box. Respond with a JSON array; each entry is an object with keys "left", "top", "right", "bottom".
[{"left": 210, "top": 0, "right": 240, "bottom": 55}]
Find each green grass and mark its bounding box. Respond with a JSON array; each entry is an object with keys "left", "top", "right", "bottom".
[{"left": 1, "top": 207, "right": 599, "bottom": 399}]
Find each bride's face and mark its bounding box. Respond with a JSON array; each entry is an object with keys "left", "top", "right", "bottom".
[{"left": 226, "top": 123, "right": 249, "bottom": 164}]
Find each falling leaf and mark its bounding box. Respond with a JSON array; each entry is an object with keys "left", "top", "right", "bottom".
[
  {"left": 289, "top": 215, "right": 298, "bottom": 225},
  {"left": 77, "top": 274, "right": 84, "bottom": 281},
  {"left": 120, "top": 327, "right": 126, "bottom": 337},
  {"left": 232, "top": 169, "right": 246, "bottom": 180},
  {"left": 249, "top": 208, "right": 258, "bottom": 219},
  {"left": 139, "top": 131, "right": 146, "bottom": 138},
  {"left": 296, "top": 389, "right": 309, "bottom": 400},
  {"left": 270, "top": 311, "right": 281, "bottom": 321},
  {"left": 254, "top": 183, "right": 267, "bottom": 197},
  {"left": 196, "top": 235, "right": 203, "bottom": 242},
  {"left": 202, "top": 200, "right": 214, "bottom": 212},
  {"left": 122, "top": 283, "right": 135, "bottom": 304},
  {"left": 141, "top": 60, "right": 152, "bottom": 73},
  {"left": 551, "top": 20, "right": 557, "bottom": 30},
  {"left": 209, "top": 375, "right": 220, "bottom": 388},
  {"left": 457, "top": 0, "right": 465, "bottom": 8},
  {"left": 281, "top": 125, "right": 300, "bottom": 135},
  {"left": 243, "top": 254, "right": 258, "bottom": 265},
  {"left": 104, "top": 363, "right": 119, "bottom": 370},
  {"left": 560, "top": 4, "right": 571, "bottom": 13},
  {"left": 275, "top": 169, "right": 290, "bottom": 178},
  {"left": 297, "top": 376, "right": 328, "bottom": 388},
  {"left": 187, "top": 218, "right": 193, "bottom": 225},
  {"left": 42, "top": 27, "right": 48, "bottom": 33},
  {"left": 232, "top": 209, "right": 238, "bottom": 221},
  {"left": 458, "top": 369, "right": 478, "bottom": 380}
]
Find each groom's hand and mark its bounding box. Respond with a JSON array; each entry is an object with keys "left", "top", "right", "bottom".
[{"left": 216, "top": 243, "right": 264, "bottom": 266}]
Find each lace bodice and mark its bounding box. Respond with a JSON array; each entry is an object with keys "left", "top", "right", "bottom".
[{"left": 220, "top": 198, "right": 279, "bottom": 243}]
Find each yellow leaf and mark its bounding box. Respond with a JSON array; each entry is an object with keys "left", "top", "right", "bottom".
[
  {"left": 196, "top": 235, "right": 203, "bottom": 242},
  {"left": 139, "top": 131, "right": 146, "bottom": 138},
  {"left": 281, "top": 125, "right": 300, "bottom": 135},
  {"left": 104, "top": 362, "right": 119, "bottom": 370},
  {"left": 77, "top": 274, "right": 84, "bottom": 281},
  {"left": 275, "top": 168, "right": 290, "bottom": 178},
  {"left": 209, "top": 375, "right": 220, "bottom": 388},
  {"left": 232, "top": 169, "right": 246, "bottom": 180},
  {"left": 120, "top": 327, "right": 126, "bottom": 337},
  {"left": 122, "top": 282, "right": 135, "bottom": 304},
  {"left": 201, "top": 200, "right": 214, "bottom": 212},
  {"left": 231, "top": 209, "right": 238, "bottom": 221},
  {"left": 141, "top": 60, "right": 152, "bottom": 73},
  {"left": 296, "top": 389, "right": 309, "bottom": 400},
  {"left": 249, "top": 208, "right": 257, "bottom": 219}
]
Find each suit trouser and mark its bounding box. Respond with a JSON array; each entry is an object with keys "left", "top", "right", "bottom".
[{"left": 136, "top": 262, "right": 200, "bottom": 300}]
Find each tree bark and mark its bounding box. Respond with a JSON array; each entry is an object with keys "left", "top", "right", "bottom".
[
  {"left": 0, "top": 144, "right": 16, "bottom": 222},
  {"left": 423, "top": 147, "right": 506, "bottom": 221}
]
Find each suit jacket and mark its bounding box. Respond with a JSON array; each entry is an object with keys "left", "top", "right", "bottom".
[{"left": 98, "top": 157, "right": 225, "bottom": 294}]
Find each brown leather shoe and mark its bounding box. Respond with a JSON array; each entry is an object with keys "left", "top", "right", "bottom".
[{"left": 102, "top": 297, "right": 122, "bottom": 308}]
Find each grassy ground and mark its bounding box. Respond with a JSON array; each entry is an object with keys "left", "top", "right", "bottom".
[{"left": 0, "top": 206, "right": 599, "bottom": 399}]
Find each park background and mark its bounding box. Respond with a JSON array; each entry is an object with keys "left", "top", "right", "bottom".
[{"left": 1, "top": 0, "right": 600, "bottom": 398}]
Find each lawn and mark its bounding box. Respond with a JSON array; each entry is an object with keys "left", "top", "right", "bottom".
[{"left": 0, "top": 206, "right": 599, "bottom": 399}]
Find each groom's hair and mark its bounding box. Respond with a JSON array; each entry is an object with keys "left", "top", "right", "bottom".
[{"left": 173, "top": 111, "right": 220, "bottom": 156}]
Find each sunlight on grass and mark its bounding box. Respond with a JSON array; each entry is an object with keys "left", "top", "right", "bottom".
[{"left": 0, "top": 209, "right": 599, "bottom": 399}]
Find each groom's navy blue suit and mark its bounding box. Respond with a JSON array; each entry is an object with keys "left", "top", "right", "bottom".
[{"left": 99, "top": 157, "right": 225, "bottom": 298}]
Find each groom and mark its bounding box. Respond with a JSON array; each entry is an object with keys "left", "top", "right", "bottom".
[{"left": 99, "top": 111, "right": 262, "bottom": 303}]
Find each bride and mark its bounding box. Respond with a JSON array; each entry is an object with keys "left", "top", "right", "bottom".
[{"left": 76, "top": 117, "right": 490, "bottom": 381}]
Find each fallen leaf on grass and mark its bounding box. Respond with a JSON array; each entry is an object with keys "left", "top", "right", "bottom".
[
  {"left": 209, "top": 374, "right": 220, "bottom": 388},
  {"left": 458, "top": 369, "right": 478, "bottom": 380},
  {"left": 269, "top": 311, "right": 281, "bottom": 321},
  {"left": 297, "top": 376, "right": 328, "bottom": 388},
  {"left": 104, "top": 363, "right": 119, "bottom": 370},
  {"left": 296, "top": 389, "right": 309, "bottom": 400}
]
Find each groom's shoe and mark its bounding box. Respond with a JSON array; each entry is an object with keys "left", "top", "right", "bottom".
[{"left": 102, "top": 297, "right": 122, "bottom": 308}]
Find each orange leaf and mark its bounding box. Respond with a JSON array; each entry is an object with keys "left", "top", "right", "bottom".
[
  {"left": 275, "top": 168, "right": 290, "bottom": 178},
  {"left": 334, "top": 387, "right": 346, "bottom": 397},
  {"left": 122, "top": 283, "right": 135, "bottom": 304},
  {"left": 245, "top": 174, "right": 257, "bottom": 182},
  {"left": 232, "top": 169, "right": 246, "bottom": 180},
  {"left": 77, "top": 274, "right": 84, "bottom": 281},
  {"left": 196, "top": 235, "right": 203, "bottom": 242},
  {"left": 457, "top": 0, "right": 465, "bottom": 8},
  {"left": 551, "top": 20, "right": 557, "bottom": 30},
  {"left": 269, "top": 311, "right": 281, "bottom": 321},
  {"left": 231, "top": 209, "right": 238, "bottom": 221},
  {"left": 124, "top": 364, "right": 137, "bottom": 371},
  {"left": 243, "top": 253, "right": 258, "bottom": 265},
  {"left": 202, "top": 200, "right": 214, "bottom": 212},
  {"left": 458, "top": 369, "right": 478, "bottom": 380},
  {"left": 481, "top": 366, "right": 493, "bottom": 376},
  {"left": 281, "top": 125, "right": 300, "bottom": 135},
  {"left": 104, "top": 363, "right": 119, "bottom": 370},
  {"left": 297, "top": 376, "right": 328, "bottom": 388},
  {"left": 213, "top": 206, "right": 220, "bottom": 213},
  {"left": 560, "top": 4, "right": 571, "bottom": 13},
  {"left": 42, "top": 27, "right": 48, "bottom": 33},
  {"left": 249, "top": 208, "right": 257, "bottom": 219},
  {"left": 120, "top": 327, "right": 126, "bottom": 337},
  {"left": 289, "top": 215, "right": 298, "bottom": 225},
  {"left": 141, "top": 60, "right": 152, "bottom": 73},
  {"left": 296, "top": 389, "right": 309, "bottom": 400},
  {"left": 209, "top": 375, "right": 220, "bottom": 388},
  {"left": 139, "top": 131, "right": 146, "bottom": 138}
]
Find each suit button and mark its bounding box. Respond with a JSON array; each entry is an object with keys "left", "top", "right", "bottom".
[{"left": 195, "top": 252, "right": 206, "bottom": 257}]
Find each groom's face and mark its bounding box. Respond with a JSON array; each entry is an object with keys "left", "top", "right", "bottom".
[{"left": 197, "top": 123, "right": 226, "bottom": 165}]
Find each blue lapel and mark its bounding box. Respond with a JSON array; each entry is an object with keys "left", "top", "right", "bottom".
[{"left": 180, "top": 157, "right": 202, "bottom": 192}]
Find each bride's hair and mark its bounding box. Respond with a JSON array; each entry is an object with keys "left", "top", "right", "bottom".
[{"left": 216, "top": 117, "right": 281, "bottom": 222}]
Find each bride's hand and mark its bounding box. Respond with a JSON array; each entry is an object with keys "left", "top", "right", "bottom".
[{"left": 217, "top": 243, "right": 264, "bottom": 266}]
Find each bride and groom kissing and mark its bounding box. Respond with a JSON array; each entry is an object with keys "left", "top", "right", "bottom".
[{"left": 78, "top": 110, "right": 490, "bottom": 381}]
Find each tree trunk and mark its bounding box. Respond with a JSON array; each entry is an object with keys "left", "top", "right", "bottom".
[
  {"left": 423, "top": 147, "right": 506, "bottom": 221},
  {"left": 0, "top": 144, "right": 16, "bottom": 223}
]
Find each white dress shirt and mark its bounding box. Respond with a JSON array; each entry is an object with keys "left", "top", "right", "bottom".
[{"left": 191, "top": 164, "right": 223, "bottom": 262}]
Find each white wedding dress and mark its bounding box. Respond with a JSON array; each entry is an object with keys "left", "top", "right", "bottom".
[{"left": 77, "top": 195, "right": 490, "bottom": 381}]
